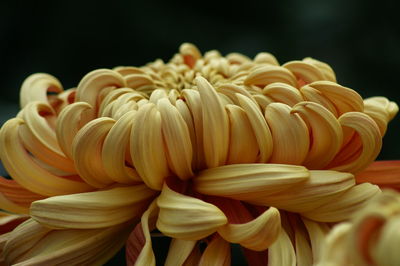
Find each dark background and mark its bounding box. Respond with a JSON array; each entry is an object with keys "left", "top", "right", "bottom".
[{"left": 0, "top": 0, "right": 399, "bottom": 264}]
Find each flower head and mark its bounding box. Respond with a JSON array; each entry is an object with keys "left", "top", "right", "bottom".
[{"left": 0, "top": 43, "right": 399, "bottom": 265}]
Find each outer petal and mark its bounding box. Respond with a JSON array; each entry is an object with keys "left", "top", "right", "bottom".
[
  {"left": 156, "top": 183, "right": 227, "bottom": 240},
  {"left": 198, "top": 235, "right": 231, "bottom": 266},
  {"left": 165, "top": 239, "right": 197, "bottom": 266},
  {"left": 301, "top": 218, "right": 330, "bottom": 264},
  {"left": 0, "top": 212, "right": 29, "bottom": 235},
  {"left": 268, "top": 228, "right": 296, "bottom": 266},
  {"left": 244, "top": 65, "right": 297, "bottom": 87},
  {"left": 356, "top": 160, "right": 400, "bottom": 190},
  {"left": 30, "top": 185, "right": 156, "bottom": 229},
  {"left": 0, "top": 118, "right": 93, "bottom": 196},
  {"left": 282, "top": 60, "right": 325, "bottom": 84}
]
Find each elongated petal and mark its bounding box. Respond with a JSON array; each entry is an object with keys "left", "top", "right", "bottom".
[
  {"left": 30, "top": 185, "right": 156, "bottom": 229},
  {"left": 75, "top": 69, "right": 126, "bottom": 119},
  {"left": 0, "top": 212, "right": 29, "bottom": 234},
  {"left": 0, "top": 118, "right": 93, "bottom": 196},
  {"left": 302, "top": 183, "right": 381, "bottom": 222},
  {"left": 301, "top": 218, "right": 330, "bottom": 264},
  {"left": 126, "top": 200, "right": 158, "bottom": 266},
  {"left": 165, "top": 239, "right": 197, "bottom": 266},
  {"left": 294, "top": 220, "right": 313, "bottom": 266},
  {"left": 236, "top": 93, "right": 273, "bottom": 162},
  {"left": 356, "top": 160, "right": 400, "bottom": 190},
  {"left": 262, "top": 82, "right": 303, "bottom": 106},
  {"left": 180, "top": 43, "right": 201, "bottom": 68},
  {"left": 217, "top": 83, "right": 257, "bottom": 106},
  {"left": 283, "top": 60, "right": 325, "bottom": 85},
  {"left": 56, "top": 102, "right": 92, "bottom": 159},
  {"left": 196, "top": 76, "right": 229, "bottom": 168},
  {"left": 72, "top": 117, "right": 115, "bottom": 188},
  {"left": 199, "top": 235, "right": 231, "bottom": 266},
  {"left": 372, "top": 216, "right": 400, "bottom": 266},
  {"left": 265, "top": 103, "right": 309, "bottom": 165},
  {"left": 302, "top": 57, "right": 336, "bottom": 82},
  {"left": 98, "top": 88, "right": 134, "bottom": 116},
  {"left": 3, "top": 219, "right": 130, "bottom": 266},
  {"left": 332, "top": 112, "right": 382, "bottom": 174},
  {"left": 130, "top": 103, "right": 170, "bottom": 190},
  {"left": 157, "top": 183, "right": 227, "bottom": 240},
  {"left": 225, "top": 105, "right": 259, "bottom": 164},
  {"left": 20, "top": 73, "right": 63, "bottom": 108},
  {"left": 268, "top": 228, "right": 296, "bottom": 266},
  {"left": 102, "top": 111, "right": 141, "bottom": 184},
  {"left": 300, "top": 85, "right": 338, "bottom": 117},
  {"left": 292, "top": 101, "right": 343, "bottom": 169},
  {"left": 252, "top": 170, "right": 355, "bottom": 212},
  {"left": 194, "top": 164, "right": 309, "bottom": 202},
  {"left": 158, "top": 98, "right": 194, "bottom": 179},
  {"left": 244, "top": 65, "right": 297, "bottom": 87},
  {"left": 218, "top": 206, "right": 281, "bottom": 251}
]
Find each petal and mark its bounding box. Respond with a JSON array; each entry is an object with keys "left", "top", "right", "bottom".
[
  {"left": 3, "top": 219, "right": 130, "bottom": 265},
  {"left": 372, "top": 216, "right": 400, "bottom": 266},
  {"left": 244, "top": 65, "right": 297, "bottom": 87},
  {"left": 0, "top": 211, "right": 29, "bottom": 234},
  {"left": 331, "top": 112, "right": 382, "bottom": 174},
  {"left": 130, "top": 103, "right": 170, "bottom": 190},
  {"left": 225, "top": 104, "right": 259, "bottom": 164},
  {"left": 282, "top": 60, "right": 325, "bottom": 84},
  {"left": 254, "top": 52, "right": 279, "bottom": 65},
  {"left": 300, "top": 85, "right": 338, "bottom": 117},
  {"left": 236, "top": 93, "right": 273, "bottom": 163},
  {"left": 0, "top": 118, "right": 93, "bottom": 196},
  {"left": 98, "top": 88, "right": 134, "bottom": 117},
  {"left": 356, "top": 160, "right": 400, "bottom": 190},
  {"left": 30, "top": 185, "right": 156, "bottom": 229},
  {"left": 19, "top": 73, "right": 63, "bottom": 108},
  {"left": 126, "top": 200, "right": 158, "bottom": 266},
  {"left": 72, "top": 117, "right": 115, "bottom": 188},
  {"left": 301, "top": 183, "right": 381, "bottom": 222},
  {"left": 292, "top": 101, "right": 343, "bottom": 169},
  {"left": 102, "top": 110, "right": 142, "bottom": 184},
  {"left": 196, "top": 76, "right": 229, "bottom": 168},
  {"left": 262, "top": 82, "right": 303, "bottom": 107},
  {"left": 217, "top": 83, "right": 257, "bottom": 106},
  {"left": 193, "top": 164, "right": 309, "bottom": 202},
  {"left": 301, "top": 218, "right": 330, "bottom": 264},
  {"left": 165, "top": 239, "right": 197, "bottom": 266},
  {"left": 180, "top": 43, "right": 202, "bottom": 68},
  {"left": 265, "top": 103, "right": 310, "bottom": 165},
  {"left": 302, "top": 57, "right": 336, "bottom": 82},
  {"left": 293, "top": 220, "right": 313, "bottom": 266},
  {"left": 125, "top": 73, "right": 156, "bottom": 94},
  {"left": 198, "top": 235, "right": 231, "bottom": 266},
  {"left": 157, "top": 98, "right": 194, "bottom": 180},
  {"left": 156, "top": 183, "right": 227, "bottom": 240},
  {"left": 268, "top": 228, "right": 296, "bottom": 266}
]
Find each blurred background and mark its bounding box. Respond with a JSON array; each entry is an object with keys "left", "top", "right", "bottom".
[{"left": 0, "top": 0, "right": 399, "bottom": 264}]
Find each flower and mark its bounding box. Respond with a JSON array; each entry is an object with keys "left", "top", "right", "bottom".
[{"left": 0, "top": 43, "right": 398, "bottom": 265}]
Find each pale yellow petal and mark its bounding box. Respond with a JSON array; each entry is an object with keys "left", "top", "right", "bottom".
[
  {"left": 198, "top": 235, "right": 231, "bottom": 266},
  {"left": 294, "top": 221, "right": 313, "bottom": 266},
  {"left": 149, "top": 88, "right": 168, "bottom": 103},
  {"left": 236, "top": 93, "right": 273, "bottom": 163},
  {"left": 254, "top": 52, "right": 279, "bottom": 65},
  {"left": 302, "top": 57, "right": 337, "bottom": 82},
  {"left": 244, "top": 65, "right": 297, "bottom": 87},
  {"left": 218, "top": 207, "right": 281, "bottom": 251},
  {"left": 0, "top": 118, "right": 92, "bottom": 196},
  {"left": 300, "top": 85, "right": 338, "bottom": 117},
  {"left": 130, "top": 103, "right": 170, "bottom": 190},
  {"left": 268, "top": 228, "right": 296, "bottom": 266},
  {"left": 165, "top": 239, "right": 197, "bottom": 266},
  {"left": 196, "top": 76, "right": 229, "bottom": 168},
  {"left": 372, "top": 216, "right": 400, "bottom": 266},
  {"left": 30, "top": 185, "right": 156, "bottom": 229},
  {"left": 283, "top": 60, "right": 325, "bottom": 84},
  {"left": 217, "top": 83, "right": 257, "bottom": 106},
  {"left": 156, "top": 183, "right": 227, "bottom": 240},
  {"left": 265, "top": 103, "right": 309, "bottom": 165},
  {"left": 98, "top": 88, "right": 133, "bottom": 117},
  {"left": 262, "top": 82, "right": 303, "bottom": 106},
  {"left": 291, "top": 101, "right": 343, "bottom": 169},
  {"left": 301, "top": 218, "right": 330, "bottom": 264},
  {"left": 124, "top": 73, "right": 155, "bottom": 93}
]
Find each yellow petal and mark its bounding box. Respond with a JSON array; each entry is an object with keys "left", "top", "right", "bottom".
[
  {"left": 75, "top": 69, "right": 126, "bottom": 119},
  {"left": 157, "top": 98, "right": 194, "bottom": 180},
  {"left": 0, "top": 118, "right": 92, "bottom": 196},
  {"left": 363, "top": 96, "right": 399, "bottom": 136},
  {"left": 98, "top": 88, "right": 134, "bottom": 116},
  {"left": 372, "top": 216, "right": 400, "bottom": 266},
  {"left": 19, "top": 73, "right": 63, "bottom": 108},
  {"left": 218, "top": 207, "right": 281, "bottom": 251},
  {"left": 300, "top": 85, "right": 338, "bottom": 117},
  {"left": 72, "top": 117, "right": 115, "bottom": 188},
  {"left": 225, "top": 104, "right": 259, "bottom": 164},
  {"left": 291, "top": 101, "right": 343, "bottom": 169},
  {"left": 217, "top": 83, "right": 257, "bottom": 106},
  {"left": 252, "top": 170, "right": 355, "bottom": 212},
  {"left": 196, "top": 76, "right": 229, "bottom": 168},
  {"left": 126, "top": 200, "right": 158, "bottom": 266},
  {"left": 194, "top": 164, "right": 309, "bottom": 201},
  {"left": 302, "top": 57, "right": 337, "bottom": 82},
  {"left": 301, "top": 218, "right": 330, "bottom": 264},
  {"left": 165, "top": 239, "right": 197, "bottom": 266},
  {"left": 236, "top": 93, "right": 273, "bottom": 163},
  {"left": 268, "top": 228, "right": 296, "bottom": 266},
  {"left": 101, "top": 110, "right": 141, "bottom": 184},
  {"left": 332, "top": 112, "right": 382, "bottom": 174},
  {"left": 244, "top": 65, "right": 297, "bottom": 87},
  {"left": 156, "top": 183, "right": 227, "bottom": 240},
  {"left": 180, "top": 43, "right": 202, "bottom": 68},
  {"left": 282, "top": 60, "right": 325, "bottom": 84},
  {"left": 265, "top": 103, "right": 309, "bottom": 164},
  {"left": 125, "top": 73, "right": 155, "bottom": 93},
  {"left": 30, "top": 185, "right": 156, "bottom": 229},
  {"left": 262, "top": 82, "right": 303, "bottom": 107},
  {"left": 198, "top": 235, "right": 231, "bottom": 266},
  {"left": 56, "top": 102, "right": 92, "bottom": 159},
  {"left": 130, "top": 103, "right": 170, "bottom": 190},
  {"left": 294, "top": 220, "right": 313, "bottom": 266},
  {"left": 254, "top": 52, "right": 279, "bottom": 65},
  {"left": 302, "top": 183, "right": 381, "bottom": 222}
]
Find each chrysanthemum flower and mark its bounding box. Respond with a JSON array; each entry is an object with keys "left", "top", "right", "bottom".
[{"left": 0, "top": 43, "right": 399, "bottom": 265}]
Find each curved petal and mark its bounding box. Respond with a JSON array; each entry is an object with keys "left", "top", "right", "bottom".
[
  {"left": 356, "top": 160, "right": 400, "bottom": 190},
  {"left": 244, "top": 65, "right": 297, "bottom": 87},
  {"left": 165, "top": 239, "right": 197, "bottom": 266},
  {"left": 198, "top": 235, "right": 231, "bottom": 266},
  {"left": 0, "top": 212, "right": 29, "bottom": 234},
  {"left": 301, "top": 218, "right": 330, "bottom": 264},
  {"left": 194, "top": 164, "right": 309, "bottom": 202},
  {"left": 30, "top": 185, "right": 156, "bottom": 229},
  {"left": 126, "top": 200, "right": 158, "bottom": 266},
  {"left": 282, "top": 61, "right": 325, "bottom": 84},
  {"left": 156, "top": 183, "right": 227, "bottom": 240},
  {"left": 262, "top": 82, "right": 303, "bottom": 107},
  {"left": 268, "top": 228, "right": 296, "bottom": 266},
  {"left": 302, "top": 57, "right": 336, "bottom": 82},
  {"left": 0, "top": 118, "right": 93, "bottom": 196}
]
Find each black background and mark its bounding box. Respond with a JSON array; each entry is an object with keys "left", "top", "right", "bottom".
[{"left": 0, "top": 0, "right": 399, "bottom": 264}]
